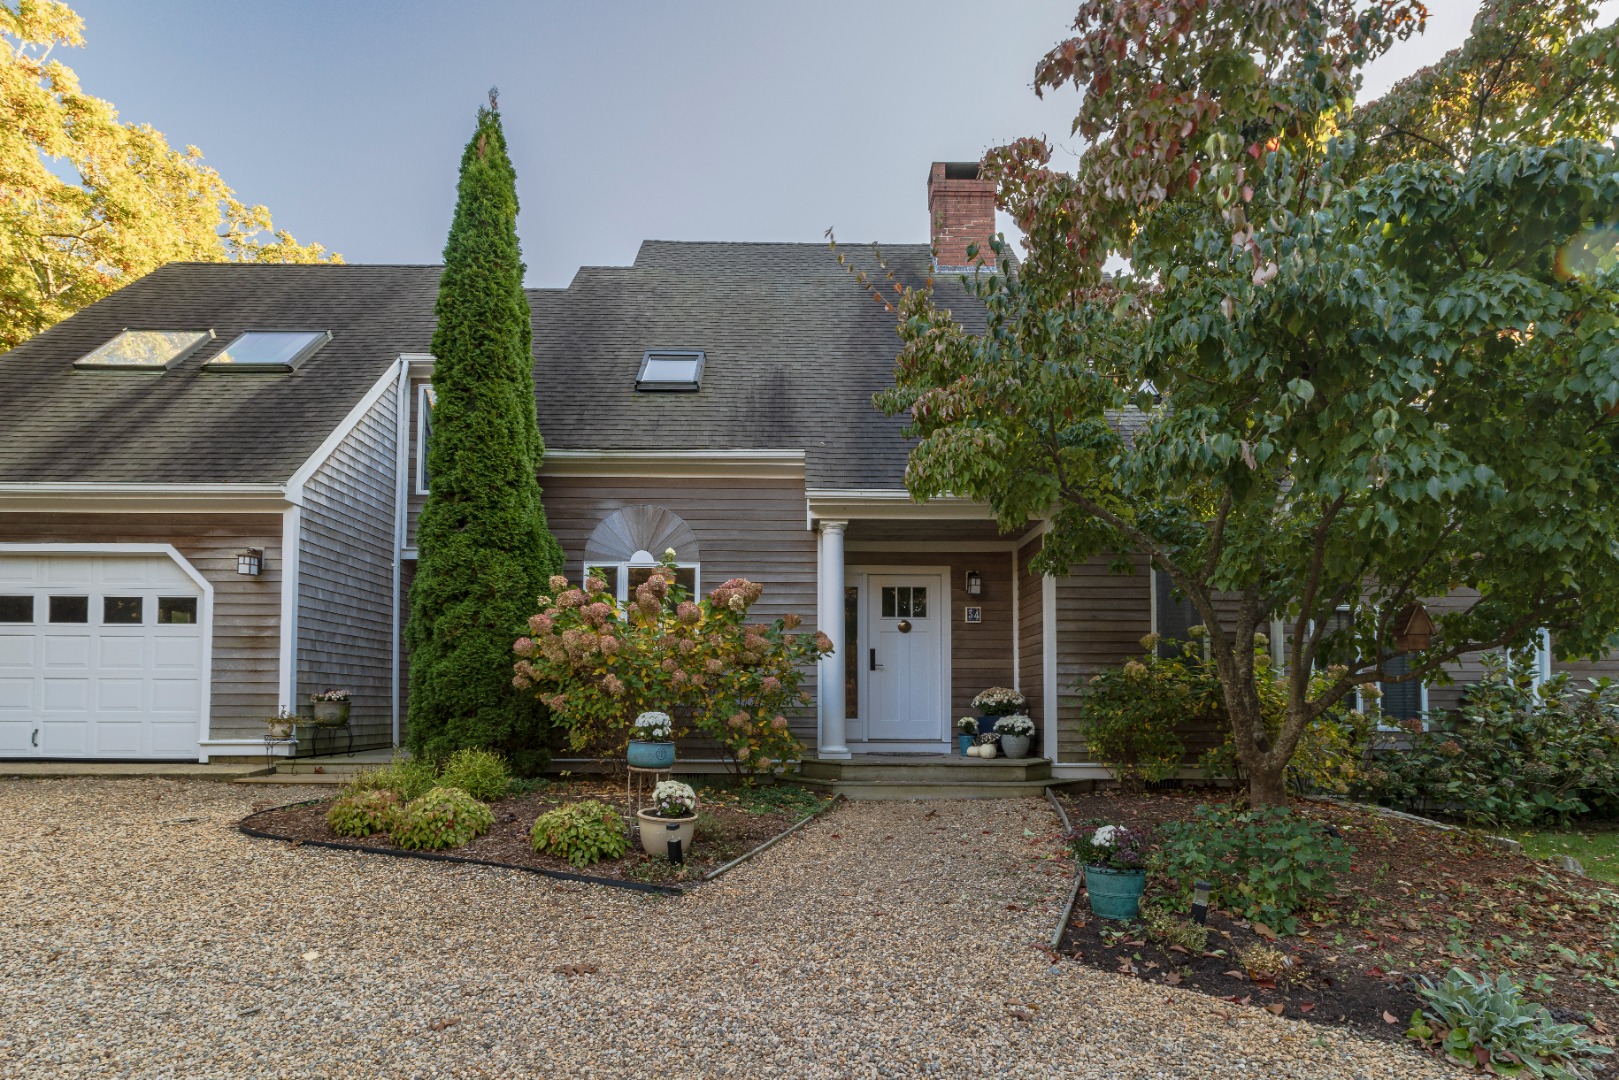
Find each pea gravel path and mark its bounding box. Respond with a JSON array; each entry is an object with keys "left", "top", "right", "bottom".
[{"left": 0, "top": 778, "right": 1461, "bottom": 1079}]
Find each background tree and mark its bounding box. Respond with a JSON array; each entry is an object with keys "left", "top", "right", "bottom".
[
  {"left": 0, "top": 0, "right": 337, "bottom": 351},
  {"left": 875, "top": 0, "right": 1619, "bottom": 805},
  {"left": 406, "top": 94, "right": 564, "bottom": 774}
]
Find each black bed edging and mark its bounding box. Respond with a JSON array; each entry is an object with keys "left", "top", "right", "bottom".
[
  {"left": 237, "top": 805, "right": 684, "bottom": 896},
  {"left": 236, "top": 793, "right": 847, "bottom": 897}
]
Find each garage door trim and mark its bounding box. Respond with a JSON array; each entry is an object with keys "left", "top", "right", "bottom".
[{"left": 0, "top": 543, "right": 213, "bottom": 760}]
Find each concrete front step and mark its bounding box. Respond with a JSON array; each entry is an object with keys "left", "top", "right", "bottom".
[
  {"left": 796, "top": 776, "right": 1054, "bottom": 801},
  {"left": 799, "top": 756, "right": 1051, "bottom": 784}
]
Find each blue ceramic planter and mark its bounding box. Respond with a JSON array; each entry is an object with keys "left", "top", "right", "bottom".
[
  {"left": 958, "top": 734, "right": 973, "bottom": 756},
  {"left": 977, "top": 715, "right": 999, "bottom": 736},
  {"left": 1085, "top": 866, "right": 1146, "bottom": 920},
  {"left": 626, "top": 739, "right": 676, "bottom": 769}
]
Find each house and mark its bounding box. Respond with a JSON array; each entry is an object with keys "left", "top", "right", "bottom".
[{"left": 1, "top": 162, "right": 1611, "bottom": 777}]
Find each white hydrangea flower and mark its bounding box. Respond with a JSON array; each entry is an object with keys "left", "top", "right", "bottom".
[{"left": 1092, "top": 825, "right": 1120, "bottom": 848}]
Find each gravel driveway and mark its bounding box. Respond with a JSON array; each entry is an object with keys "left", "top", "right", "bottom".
[{"left": 0, "top": 778, "right": 1459, "bottom": 1078}]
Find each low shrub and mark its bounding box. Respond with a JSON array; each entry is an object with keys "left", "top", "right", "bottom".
[
  {"left": 350, "top": 758, "right": 439, "bottom": 802},
  {"left": 326, "top": 789, "right": 403, "bottom": 837},
  {"left": 1141, "top": 906, "right": 1209, "bottom": 954},
  {"left": 1153, "top": 804, "right": 1351, "bottom": 935},
  {"left": 530, "top": 800, "right": 630, "bottom": 867},
  {"left": 1075, "top": 642, "right": 1217, "bottom": 790},
  {"left": 1408, "top": 968, "right": 1612, "bottom": 1079},
  {"left": 389, "top": 786, "right": 493, "bottom": 851},
  {"left": 437, "top": 748, "right": 512, "bottom": 802},
  {"left": 1235, "top": 943, "right": 1291, "bottom": 984},
  {"left": 1359, "top": 655, "right": 1619, "bottom": 827}
]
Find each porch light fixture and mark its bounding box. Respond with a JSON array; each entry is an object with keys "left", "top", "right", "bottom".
[
  {"left": 237, "top": 549, "right": 263, "bottom": 576},
  {"left": 1191, "top": 879, "right": 1212, "bottom": 925},
  {"left": 965, "top": 570, "right": 982, "bottom": 596}
]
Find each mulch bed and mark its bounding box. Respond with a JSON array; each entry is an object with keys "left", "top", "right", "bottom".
[
  {"left": 1054, "top": 788, "right": 1619, "bottom": 1061},
  {"left": 243, "top": 780, "right": 831, "bottom": 892}
]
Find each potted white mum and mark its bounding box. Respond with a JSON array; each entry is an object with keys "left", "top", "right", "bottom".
[
  {"left": 628, "top": 710, "right": 676, "bottom": 768},
  {"left": 637, "top": 779, "right": 699, "bottom": 859},
  {"left": 993, "top": 714, "right": 1036, "bottom": 758}
]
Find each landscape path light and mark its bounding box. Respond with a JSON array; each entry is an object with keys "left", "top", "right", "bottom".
[{"left": 1191, "top": 879, "right": 1212, "bottom": 924}]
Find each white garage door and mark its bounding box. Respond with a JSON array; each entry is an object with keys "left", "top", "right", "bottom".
[{"left": 0, "top": 553, "right": 206, "bottom": 760}]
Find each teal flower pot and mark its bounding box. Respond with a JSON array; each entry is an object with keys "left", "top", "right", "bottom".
[
  {"left": 1085, "top": 866, "right": 1146, "bottom": 920},
  {"left": 958, "top": 735, "right": 973, "bottom": 756},
  {"left": 627, "top": 739, "right": 675, "bottom": 768}
]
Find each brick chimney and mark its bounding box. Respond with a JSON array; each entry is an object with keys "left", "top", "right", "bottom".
[{"left": 927, "top": 161, "right": 996, "bottom": 271}]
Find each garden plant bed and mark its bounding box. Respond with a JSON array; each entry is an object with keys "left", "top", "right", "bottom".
[
  {"left": 1055, "top": 789, "right": 1619, "bottom": 1059},
  {"left": 241, "top": 779, "right": 834, "bottom": 893}
]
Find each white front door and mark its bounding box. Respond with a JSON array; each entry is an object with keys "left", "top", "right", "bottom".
[
  {"left": 863, "top": 575, "right": 946, "bottom": 742},
  {"left": 0, "top": 554, "right": 205, "bottom": 759}
]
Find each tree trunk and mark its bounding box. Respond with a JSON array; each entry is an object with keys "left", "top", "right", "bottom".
[{"left": 1246, "top": 758, "right": 1289, "bottom": 807}]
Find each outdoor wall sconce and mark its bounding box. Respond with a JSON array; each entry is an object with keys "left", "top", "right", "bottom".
[
  {"left": 965, "top": 570, "right": 982, "bottom": 596},
  {"left": 1191, "top": 879, "right": 1212, "bottom": 924},
  {"left": 237, "top": 549, "right": 263, "bottom": 576}
]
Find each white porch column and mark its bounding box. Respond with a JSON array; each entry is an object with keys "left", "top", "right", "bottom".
[{"left": 817, "top": 520, "right": 851, "bottom": 759}]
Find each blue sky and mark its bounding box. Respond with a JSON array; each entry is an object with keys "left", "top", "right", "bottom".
[{"left": 65, "top": 0, "right": 1493, "bottom": 287}]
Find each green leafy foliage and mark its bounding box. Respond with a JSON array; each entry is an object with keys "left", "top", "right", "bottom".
[
  {"left": 348, "top": 758, "right": 439, "bottom": 802},
  {"left": 325, "top": 789, "right": 402, "bottom": 838},
  {"left": 436, "top": 748, "right": 513, "bottom": 802},
  {"left": 862, "top": 0, "right": 1619, "bottom": 807},
  {"left": 1153, "top": 805, "right": 1351, "bottom": 934},
  {"left": 514, "top": 559, "right": 828, "bottom": 773},
  {"left": 1141, "top": 906, "right": 1209, "bottom": 954},
  {"left": 694, "top": 780, "right": 829, "bottom": 819},
  {"left": 388, "top": 786, "right": 494, "bottom": 851},
  {"left": 405, "top": 97, "right": 564, "bottom": 776},
  {"left": 1360, "top": 655, "right": 1619, "bottom": 827},
  {"left": 1409, "top": 968, "right": 1612, "bottom": 1079},
  {"left": 529, "top": 800, "right": 630, "bottom": 867}
]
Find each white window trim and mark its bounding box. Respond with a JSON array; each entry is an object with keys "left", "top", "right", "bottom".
[
  {"left": 415, "top": 384, "right": 435, "bottom": 496},
  {"left": 585, "top": 559, "right": 701, "bottom": 607},
  {"left": 1310, "top": 605, "right": 1429, "bottom": 728}
]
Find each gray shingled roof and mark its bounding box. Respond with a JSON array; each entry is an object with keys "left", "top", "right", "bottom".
[
  {"left": 0, "top": 242, "right": 984, "bottom": 488},
  {"left": 532, "top": 241, "right": 985, "bottom": 489},
  {"left": 0, "top": 263, "right": 440, "bottom": 484}
]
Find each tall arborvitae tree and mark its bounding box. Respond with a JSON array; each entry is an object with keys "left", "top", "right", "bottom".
[{"left": 406, "top": 94, "right": 563, "bottom": 773}]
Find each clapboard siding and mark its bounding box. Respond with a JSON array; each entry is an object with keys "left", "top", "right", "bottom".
[
  {"left": 1054, "top": 554, "right": 1153, "bottom": 763},
  {"left": 1017, "top": 540, "right": 1045, "bottom": 727},
  {"left": 0, "top": 512, "right": 283, "bottom": 738},
  {"left": 845, "top": 550, "right": 1015, "bottom": 723},
  {"left": 539, "top": 474, "right": 820, "bottom": 743},
  {"left": 297, "top": 382, "right": 400, "bottom": 751}
]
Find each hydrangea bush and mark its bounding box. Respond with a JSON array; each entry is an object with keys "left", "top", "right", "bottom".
[{"left": 513, "top": 557, "right": 830, "bottom": 773}]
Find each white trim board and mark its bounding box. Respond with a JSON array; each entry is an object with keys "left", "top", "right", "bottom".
[
  {"left": 542, "top": 449, "right": 805, "bottom": 479},
  {"left": 277, "top": 506, "right": 301, "bottom": 715},
  {"left": 0, "top": 542, "right": 215, "bottom": 763},
  {"left": 806, "top": 490, "right": 997, "bottom": 523}
]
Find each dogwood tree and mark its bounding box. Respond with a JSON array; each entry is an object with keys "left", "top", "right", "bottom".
[{"left": 877, "top": 0, "right": 1619, "bottom": 805}]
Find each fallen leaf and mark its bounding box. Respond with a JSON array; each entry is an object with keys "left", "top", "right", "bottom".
[
  {"left": 1383, "top": 1011, "right": 1399, "bottom": 1025},
  {"left": 1223, "top": 970, "right": 1247, "bottom": 980},
  {"left": 429, "top": 1017, "right": 459, "bottom": 1032},
  {"left": 1252, "top": 922, "right": 1278, "bottom": 941},
  {"left": 1165, "top": 972, "right": 1182, "bottom": 986},
  {"left": 1168, "top": 944, "right": 1189, "bottom": 955},
  {"left": 1265, "top": 1004, "right": 1285, "bottom": 1016},
  {"left": 1299, "top": 1003, "right": 1316, "bottom": 1014}
]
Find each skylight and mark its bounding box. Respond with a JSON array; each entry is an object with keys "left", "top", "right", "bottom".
[
  {"left": 73, "top": 329, "right": 213, "bottom": 370},
  {"left": 636, "top": 350, "right": 704, "bottom": 392},
  {"left": 204, "top": 330, "right": 331, "bottom": 371}
]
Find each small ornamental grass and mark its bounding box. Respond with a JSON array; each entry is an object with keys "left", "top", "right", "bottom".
[
  {"left": 1141, "top": 906, "right": 1209, "bottom": 954},
  {"left": 971, "top": 687, "right": 1026, "bottom": 716},
  {"left": 1408, "top": 968, "right": 1612, "bottom": 1079},
  {"left": 389, "top": 787, "right": 493, "bottom": 851},
  {"left": 325, "top": 789, "right": 402, "bottom": 838},
  {"left": 649, "top": 780, "right": 698, "bottom": 818},
  {"left": 530, "top": 800, "right": 630, "bottom": 867},
  {"left": 993, "top": 713, "right": 1035, "bottom": 737},
  {"left": 632, "top": 711, "right": 673, "bottom": 740},
  {"left": 436, "top": 747, "right": 512, "bottom": 802},
  {"left": 349, "top": 758, "right": 439, "bottom": 802}
]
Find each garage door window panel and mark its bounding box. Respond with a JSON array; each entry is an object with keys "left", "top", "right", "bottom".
[
  {"left": 103, "top": 597, "right": 143, "bottom": 625},
  {"left": 0, "top": 596, "right": 31, "bottom": 623},
  {"left": 158, "top": 597, "right": 197, "bottom": 625},
  {"left": 49, "top": 596, "right": 88, "bottom": 623}
]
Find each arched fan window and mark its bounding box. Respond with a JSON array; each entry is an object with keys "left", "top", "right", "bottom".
[{"left": 583, "top": 506, "right": 701, "bottom": 603}]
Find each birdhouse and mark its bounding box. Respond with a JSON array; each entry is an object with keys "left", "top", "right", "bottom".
[{"left": 1393, "top": 603, "right": 1434, "bottom": 652}]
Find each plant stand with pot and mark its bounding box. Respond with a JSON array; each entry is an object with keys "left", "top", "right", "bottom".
[{"left": 625, "top": 765, "right": 673, "bottom": 823}]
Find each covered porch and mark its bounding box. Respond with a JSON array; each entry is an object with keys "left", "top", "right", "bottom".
[{"left": 809, "top": 494, "right": 1054, "bottom": 790}]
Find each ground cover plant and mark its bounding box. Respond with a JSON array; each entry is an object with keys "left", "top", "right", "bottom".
[
  {"left": 1409, "top": 968, "right": 1612, "bottom": 1078},
  {"left": 529, "top": 800, "right": 629, "bottom": 867},
  {"left": 244, "top": 779, "right": 834, "bottom": 888},
  {"left": 1515, "top": 829, "right": 1619, "bottom": 886},
  {"left": 391, "top": 787, "right": 495, "bottom": 851},
  {"left": 1055, "top": 789, "right": 1619, "bottom": 1059}
]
